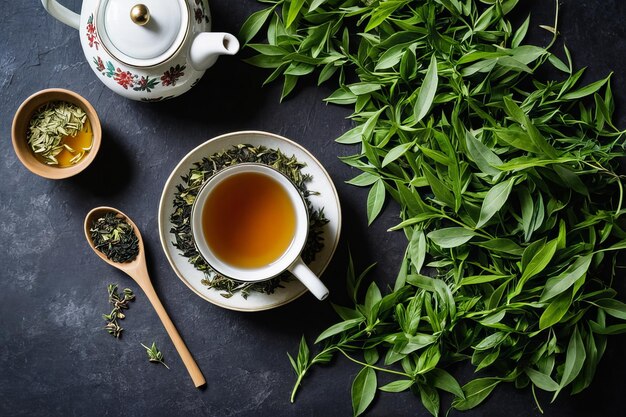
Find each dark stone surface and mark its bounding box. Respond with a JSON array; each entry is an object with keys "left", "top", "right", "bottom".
[{"left": 1, "top": 1, "right": 625, "bottom": 416}]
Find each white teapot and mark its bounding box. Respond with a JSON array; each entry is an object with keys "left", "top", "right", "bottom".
[{"left": 41, "top": 0, "right": 240, "bottom": 101}]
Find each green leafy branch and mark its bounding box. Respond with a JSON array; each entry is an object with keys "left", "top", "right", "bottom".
[{"left": 242, "top": 0, "right": 626, "bottom": 416}]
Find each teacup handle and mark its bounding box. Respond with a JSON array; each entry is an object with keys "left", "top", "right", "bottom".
[{"left": 288, "top": 258, "right": 329, "bottom": 301}]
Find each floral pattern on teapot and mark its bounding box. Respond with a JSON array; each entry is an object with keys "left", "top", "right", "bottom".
[
  {"left": 193, "top": 0, "right": 210, "bottom": 24},
  {"left": 87, "top": 14, "right": 190, "bottom": 94},
  {"left": 86, "top": 14, "right": 99, "bottom": 49}
]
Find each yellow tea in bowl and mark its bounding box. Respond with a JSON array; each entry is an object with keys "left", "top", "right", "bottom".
[
  {"left": 201, "top": 171, "right": 296, "bottom": 268},
  {"left": 27, "top": 101, "right": 93, "bottom": 167}
]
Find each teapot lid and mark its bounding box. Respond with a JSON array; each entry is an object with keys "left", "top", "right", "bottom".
[{"left": 96, "top": 0, "right": 189, "bottom": 67}]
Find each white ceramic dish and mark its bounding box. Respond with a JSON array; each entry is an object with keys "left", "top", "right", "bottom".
[{"left": 157, "top": 131, "right": 342, "bottom": 311}]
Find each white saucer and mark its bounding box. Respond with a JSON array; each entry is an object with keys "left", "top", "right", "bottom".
[{"left": 157, "top": 131, "right": 342, "bottom": 312}]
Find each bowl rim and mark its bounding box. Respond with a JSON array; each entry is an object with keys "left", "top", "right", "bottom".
[{"left": 11, "top": 88, "right": 102, "bottom": 179}]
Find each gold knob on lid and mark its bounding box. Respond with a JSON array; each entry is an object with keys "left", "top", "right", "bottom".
[{"left": 130, "top": 4, "right": 150, "bottom": 26}]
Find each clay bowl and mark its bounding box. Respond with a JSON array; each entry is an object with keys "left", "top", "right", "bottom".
[{"left": 11, "top": 88, "right": 102, "bottom": 179}]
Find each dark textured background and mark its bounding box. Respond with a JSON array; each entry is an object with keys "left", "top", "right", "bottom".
[{"left": 1, "top": 1, "right": 625, "bottom": 416}]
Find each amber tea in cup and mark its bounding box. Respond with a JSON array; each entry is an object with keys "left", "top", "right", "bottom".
[
  {"left": 191, "top": 163, "right": 329, "bottom": 300},
  {"left": 201, "top": 171, "right": 296, "bottom": 268}
]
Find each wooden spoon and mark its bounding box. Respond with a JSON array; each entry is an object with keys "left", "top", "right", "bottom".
[{"left": 84, "top": 206, "right": 206, "bottom": 388}]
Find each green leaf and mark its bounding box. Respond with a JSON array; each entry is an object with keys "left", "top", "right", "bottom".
[
  {"left": 374, "top": 43, "right": 407, "bottom": 70},
  {"left": 394, "top": 252, "right": 409, "bottom": 291},
  {"left": 461, "top": 58, "right": 497, "bottom": 76},
  {"left": 511, "top": 238, "right": 559, "bottom": 299},
  {"left": 352, "top": 367, "right": 377, "bottom": 417},
  {"left": 427, "top": 368, "right": 465, "bottom": 398},
  {"left": 364, "top": 281, "right": 382, "bottom": 315},
  {"left": 400, "top": 47, "right": 417, "bottom": 81},
  {"left": 239, "top": 7, "right": 275, "bottom": 45},
  {"left": 427, "top": 228, "right": 477, "bottom": 248},
  {"left": 493, "top": 127, "right": 540, "bottom": 153},
  {"left": 594, "top": 298, "right": 626, "bottom": 320},
  {"left": 510, "top": 45, "right": 547, "bottom": 65},
  {"left": 281, "top": 75, "right": 298, "bottom": 101},
  {"left": 315, "top": 318, "right": 364, "bottom": 344},
  {"left": 407, "top": 274, "right": 456, "bottom": 318},
  {"left": 417, "top": 145, "right": 450, "bottom": 165},
  {"left": 452, "top": 378, "right": 500, "bottom": 411},
  {"left": 473, "top": 238, "right": 524, "bottom": 256},
  {"left": 332, "top": 303, "right": 363, "bottom": 321},
  {"left": 560, "top": 75, "right": 610, "bottom": 100},
  {"left": 362, "top": 107, "right": 387, "bottom": 142},
  {"left": 248, "top": 44, "right": 288, "bottom": 56},
  {"left": 474, "top": 332, "right": 506, "bottom": 350},
  {"left": 336, "top": 126, "right": 364, "bottom": 144},
  {"left": 379, "top": 379, "right": 414, "bottom": 392},
  {"left": 414, "top": 55, "right": 438, "bottom": 123},
  {"left": 365, "top": 1, "right": 404, "bottom": 32},
  {"left": 325, "top": 87, "right": 357, "bottom": 105},
  {"left": 502, "top": 97, "right": 557, "bottom": 158},
  {"left": 461, "top": 274, "right": 513, "bottom": 286},
  {"left": 244, "top": 54, "right": 284, "bottom": 69},
  {"left": 367, "top": 179, "right": 386, "bottom": 225},
  {"left": 540, "top": 255, "right": 592, "bottom": 302},
  {"left": 422, "top": 165, "right": 455, "bottom": 208},
  {"left": 473, "top": 5, "right": 495, "bottom": 32},
  {"left": 554, "top": 326, "right": 586, "bottom": 399},
  {"left": 525, "top": 368, "right": 559, "bottom": 392},
  {"left": 408, "top": 229, "right": 426, "bottom": 272},
  {"left": 346, "top": 172, "right": 380, "bottom": 187},
  {"left": 464, "top": 131, "right": 503, "bottom": 176},
  {"left": 284, "top": 62, "right": 315, "bottom": 76},
  {"left": 348, "top": 83, "right": 383, "bottom": 96},
  {"left": 572, "top": 328, "right": 600, "bottom": 394},
  {"left": 476, "top": 177, "right": 515, "bottom": 228},
  {"left": 318, "top": 62, "right": 339, "bottom": 85},
  {"left": 419, "top": 384, "right": 441, "bottom": 417},
  {"left": 549, "top": 53, "right": 571, "bottom": 73},
  {"left": 364, "top": 348, "right": 379, "bottom": 365},
  {"left": 520, "top": 239, "right": 558, "bottom": 283},
  {"left": 388, "top": 213, "right": 443, "bottom": 231},
  {"left": 382, "top": 142, "right": 414, "bottom": 167},
  {"left": 309, "top": 0, "right": 326, "bottom": 12},
  {"left": 553, "top": 165, "right": 589, "bottom": 197},
  {"left": 295, "top": 335, "right": 309, "bottom": 371},
  {"left": 286, "top": 0, "right": 306, "bottom": 28},
  {"left": 539, "top": 289, "right": 573, "bottom": 330},
  {"left": 518, "top": 187, "right": 535, "bottom": 241},
  {"left": 511, "top": 14, "right": 530, "bottom": 48},
  {"left": 602, "top": 238, "right": 626, "bottom": 252},
  {"left": 287, "top": 351, "right": 298, "bottom": 374},
  {"left": 590, "top": 323, "right": 626, "bottom": 335}
]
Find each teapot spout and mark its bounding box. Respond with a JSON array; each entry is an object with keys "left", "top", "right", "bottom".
[{"left": 189, "top": 33, "right": 240, "bottom": 71}]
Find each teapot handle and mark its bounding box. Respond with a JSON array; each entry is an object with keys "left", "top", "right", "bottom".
[{"left": 41, "top": 0, "right": 80, "bottom": 30}]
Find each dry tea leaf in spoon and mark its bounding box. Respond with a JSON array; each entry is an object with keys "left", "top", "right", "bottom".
[{"left": 90, "top": 212, "right": 139, "bottom": 263}]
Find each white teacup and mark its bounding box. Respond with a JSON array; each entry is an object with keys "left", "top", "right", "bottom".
[{"left": 190, "top": 163, "right": 329, "bottom": 301}]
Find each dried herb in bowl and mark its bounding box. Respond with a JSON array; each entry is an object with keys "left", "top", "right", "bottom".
[
  {"left": 27, "top": 101, "right": 92, "bottom": 166},
  {"left": 170, "top": 144, "right": 327, "bottom": 299},
  {"left": 90, "top": 212, "right": 140, "bottom": 263}
]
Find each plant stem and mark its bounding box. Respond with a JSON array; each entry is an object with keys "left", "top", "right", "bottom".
[
  {"left": 336, "top": 347, "right": 411, "bottom": 378},
  {"left": 290, "top": 346, "right": 336, "bottom": 403}
]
